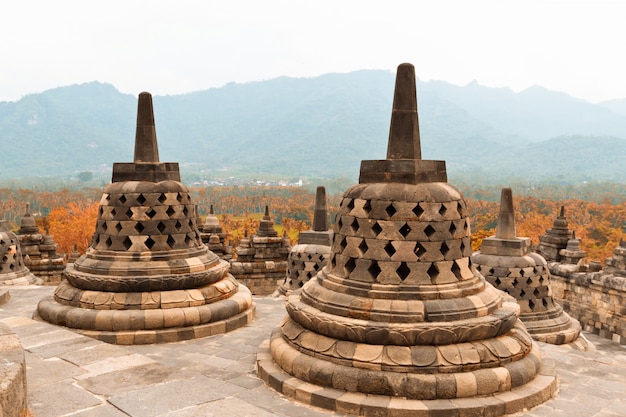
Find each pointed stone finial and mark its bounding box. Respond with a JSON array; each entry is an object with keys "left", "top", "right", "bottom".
[
  {"left": 559, "top": 206, "right": 565, "bottom": 218},
  {"left": 312, "top": 186, "right": 328, "bottom": 232},
  {"left": 264, "top": 205, "right": 270, "bottom": 220},
  {"left": 387, "top": 63, "right": 421, "bottom": 160},
  {"left": 495, "top": 188, "right": 516, "bottom": 239},
  {"left": 210, "top": 205, "right": 214, "bottom": 215},
  {"left": 25, "top": 203, "right": 30, "bottom": 215},
  {"left": 133, "top": 92, "right": 159, "bottom": 163}
]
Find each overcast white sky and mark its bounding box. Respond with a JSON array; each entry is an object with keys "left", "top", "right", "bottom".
[{"left": 1, "top": 0, "right": 624, "bottom": 103}]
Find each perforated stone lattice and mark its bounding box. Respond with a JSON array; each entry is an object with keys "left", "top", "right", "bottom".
[
  {"left": 0, "top": 235, "right": 26, "bottom": 273},
  {"left": 328, "top": 197, "right": 473, "bottom": 285},
  {"left": 286, "top": 251, "right": 330, "bottom": 289},
  {"left": 91, "top": 191, "right": 202, "bottom": 251}
]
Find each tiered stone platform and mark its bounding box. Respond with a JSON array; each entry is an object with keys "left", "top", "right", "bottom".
[
  {"left": 37, "top": 92, "right": 254, "bottom": 344},
  {"left": 258, "top": 63, "right": 556, "bottom": 416}
]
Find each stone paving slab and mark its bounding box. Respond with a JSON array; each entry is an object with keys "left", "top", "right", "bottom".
[{"left": 0, "top": 286, "right": 625, "bottom": 417}]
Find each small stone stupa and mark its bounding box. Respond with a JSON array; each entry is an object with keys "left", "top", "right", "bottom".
[
  {"left": 536, "top": 206, "right": 572, "bottom": 262},
  {"left": 230, "top": 206, "right": 290, "bottom": 295},
  {"left": 0, "top": 219, "right": 41, "bottom": 285},
  {"left": 472, "top": 188, "right": 582, "bottom": 345},
  {"left": 258, "top": 64, "right": 556, "bottom": 416},
  {"left": 278, "top": 186, "right": 333, "bottom": 295},
  {"left": 15, "top": 204, "right": 66, "bottom": 284},
  {"left": 605, "top": 238, "right": 626, "bottom": 276},
  {"left": 199, "top": 205, "right": 232, "bottom": 260},
  {"left": 37, "top": 92, "right": 255, "bottom": 344}
]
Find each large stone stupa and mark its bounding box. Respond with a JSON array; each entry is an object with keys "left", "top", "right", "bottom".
[
  {"left": 37, "top": 92, "right": 255, "bottom": 344},
  {"left": 257, "top": 64, "right": 556, "bottom": 416},
  {"left": 472, "top": 188, "right": 582, "bottom": 345}
]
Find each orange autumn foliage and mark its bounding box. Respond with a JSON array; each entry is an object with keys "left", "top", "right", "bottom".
[{"left": 47, "top": 201, "right": 99, "bottom": 255}]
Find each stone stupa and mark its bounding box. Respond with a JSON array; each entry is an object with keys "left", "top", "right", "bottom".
[
  {"left": 15, "top": 204, "right": 66, "bottom": 284},
  {"left": 278, "top": 186, "right": 333, "bottom": 295},
  {"left": 472, "top": 188, "right": 582, "bottom": 345},
  {"left": 257, "top": 63, "right": 556, "bottom": 416},
  {"left": 230, "top": 205, "right": 290, "bottom": 295},
  {"left": 536, "top": 206, "right": 572, "bottom": 262},
  {"left": 199, "top": 205, "right": 232, "bottom": 260},
  {"left": 0, "top": 219, "right": 41, "bottom": 286},
  {"left": 37, "top": 92, "right": 255, "bottom": 344}
]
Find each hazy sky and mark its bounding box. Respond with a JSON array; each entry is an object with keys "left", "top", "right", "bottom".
[{"left": 1, "top": 0, "right": 624, "bottom": 103}]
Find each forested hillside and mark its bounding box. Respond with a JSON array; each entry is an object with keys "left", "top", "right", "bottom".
[{"left": 1, "top": 71, "right": 626, "bottom": 184}]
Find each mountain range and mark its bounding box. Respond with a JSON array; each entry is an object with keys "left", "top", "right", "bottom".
[{"left": 1, "top": 70, "right": 625, "bottom": 185}]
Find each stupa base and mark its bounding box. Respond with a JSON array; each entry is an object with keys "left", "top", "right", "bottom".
[
  {"left": 36, "top": 284, "right": 256, "bottom": 344},
  {"left": 257, "top": 336, "right": 557, "bottom": 417},
  {"left": 0, "top": 271, "right": 42, "bottom": 286}
]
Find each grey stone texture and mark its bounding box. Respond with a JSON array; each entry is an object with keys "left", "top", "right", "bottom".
[
  {"left": 36, "top": 92, "right": 254, "bottom": 344},
  {"left": 15, "top": 204, "right": 66, "bottom": 284},
  {"left": 231, "top": 206, "right": 290, "bottom": 295},
  {"left": 472, "top": 188, "right": 582, "bottom": 346},
  {"left": 0, "top": 219, "right": 41, "bottom": 285},
  {"left": 279, "top": 187, "right": 334, "bottom": 295},
  {"left": 259, "top": 64, "right": 556, "bottom": 416},
  {"left": 199, "top": 205, "right": 233, "bottom": 261},
  {"left": 0, "top": 322, "right": 27, "bottom": 417}
]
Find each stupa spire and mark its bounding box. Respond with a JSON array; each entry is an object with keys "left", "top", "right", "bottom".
[
  {"left": 312, "top": 186, "right": 328, "bottom": 232},
  {"left": 387, "top": 63, "right": 421, "bottom": 160},
  {"left": 495, "top": 187, "right": 516, "bottom": 239},
  {"left": 133, "top": 92, "right": 159, "bottom": 163}
]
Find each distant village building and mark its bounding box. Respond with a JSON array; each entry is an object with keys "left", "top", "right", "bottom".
[
  {"left": 230, "top": 205, "right": 290, "bottom": 295},
  {"left": 37, "top": 92, "right": 254, "bottom": 344},
  {"left": 15, "top": 204, "right": 65, "bottom": 284}
]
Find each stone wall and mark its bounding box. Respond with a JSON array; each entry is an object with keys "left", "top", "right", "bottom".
[
  {"left": 550, "top": 265, "right": 626, "bottom": 344},
  {"left": 0, "top": 322, "right": 28, "bottom": 417}
]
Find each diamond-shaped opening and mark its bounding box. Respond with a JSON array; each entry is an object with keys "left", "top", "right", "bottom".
[
  {"left": 494, "top": 277, "right": 502, "bottom": 286},
  {"left": 145, "top": 236, "right": 155, "bottom": 249},
  {"left": 119, "top": 195, "right": 127, "bottom": 204},
  {"left": 368, "top": 261, "right": 381, "bottom": 280},
  {"left": 415, "top": 242, "right": 426, "bottom": 257},
  {"left": 397, "top": 262, "right": 411, "bottom": 281},
  {"left": 330, "top": 255, "right": 336, "bottom": 268},
  {"left": 135, "top": 223, "right": 145, "bottom": 233},
  {"left": 457, "top": 201, "right": 465, "bottom": 216},
  {"left": 137, "top": 194, "right": 147, "bottom": 205},
  {"left": 399, "top": 222, "right": 411, "bottom": 238},
  {"left": 182, "top": 206, "right": 189, "bottom": 217},
  {"left": 533, "top": 288, "right": 540, "bottom": 297},
  {"left": 385, "top": 203, "right": 397, "bottom": 218},
  {"left": 177, "top": 192, "right": 183, "bottom": 203},
  {"left": 166, "top": 206, "right": 176, "bottom": 217},
  {"left": 158, "top": 193, "right": 167, "bottom": 204},
  {"left": 358, "top": 239, "right": 368, "bottom": 255},
  {"left": 542, "top": 298, "right": 549, "bottom": 309},
  {"left": 93, "top": 235, "right": 100, "bottom": 245},
  {"left": 439, "top": 204, "right": 447, "bottom": 216},
  {"left": 167, "top": 235, "right": 176, "bottom": 248},
  {"left": 111, "top": 208, "right": 117, "bottom": 217},
  {"left": 105, "top": 194, "right": 111, "bottom": 202},
  {"left": 384, "top": 241, "right": 396, "bottom": 257},
  {"left": 539, "top": 276, "right": 545, "bottom": 284},
  {"left": 463, "top": 220, "right": 469, "bottom": 231},
  {"left": 520, "top": 269, "right": 526, "bottom": 277},
  {"left": 440, "top": 242, "right": 450, "bottom": 257},
  {"left": 339, "top": 236, "right": 348, "bottom": 250},
  {"left": 350, "top": 217, "right": 360, "bottom": 233},
  {"left": 185, "top": 234, "right": 193, "bottom": 246},
  {"left": 115, "top": 222, "right": 122, "bottom": 233},
  {"left": 413, "top": 204, "right": 424, "bottom": 218},
  {"left": 99, "top": 207, "right": 104, "bottom": 217},
  {"left": 527, "top": 277, "right": 533, "bottom": 286},
  {"left": 427, "top": 263, "right": 439, "bottom": 281},
  {"left": 126, "top": 207, "right": 134, "bottom": 219},
  {"left": 528, "top": 299, "right": 535, "bottom": 310},
  {"left": 345, "top": 258, "right": 356, "bottom": 274},
  {"left": 101, "top": 222, "right": 108, "bottom": 232},
  {"left": 175, "top": 220, "right": 183, "bottom": 231},
  {"left": 520, "top": 289, "right": 526, "bottom": 298},
  {"left": 424, "top": 225, "right": 436, "bottom": 238},
  {"left": 460, "top": 240, "right": 466, "bottom": 254},
  {"left": 451, "top": 261, "right": 461, "bottom": 279},
  {"left": 9, "top": 264, "right": 15, "bottom": 271},
  {"left": 157, "top": 222, "right": 166, "bottom": 234},
  {"left": 346, "top": 199, "right": 355, "bottom": 211},
  {"left": 337, "top": 217, "right": 343, "bottom": 230},
  {"left": 2, "top": 256, "right": 8, "bottom": 262},
  {"left": 307, "top": 254, "right": 313, "bottom": 260},
  {"left": 146, "top": 208, "right": 157, "bottom": 219},
  {"left": 363, "top": 200, "right": 371, "bottom": 214},
  {"left": 122, "top": 236, "right": 132, "bottom": 250},
  {"left": 105, "top": 237, "right": 113, "bottom": 248},
  {"left": 449, "top": 222, "right": 457, "bottom": 235},
  {"left": 371, "top": 222, "right": 382, "bottom": 236},
  {"left": 512, "top": 278, "right": 519, "bottom": 287}
]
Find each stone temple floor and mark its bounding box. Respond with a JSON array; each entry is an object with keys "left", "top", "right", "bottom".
[{"left": 1, "top": 286, "right": 625, "bottom": 417}]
